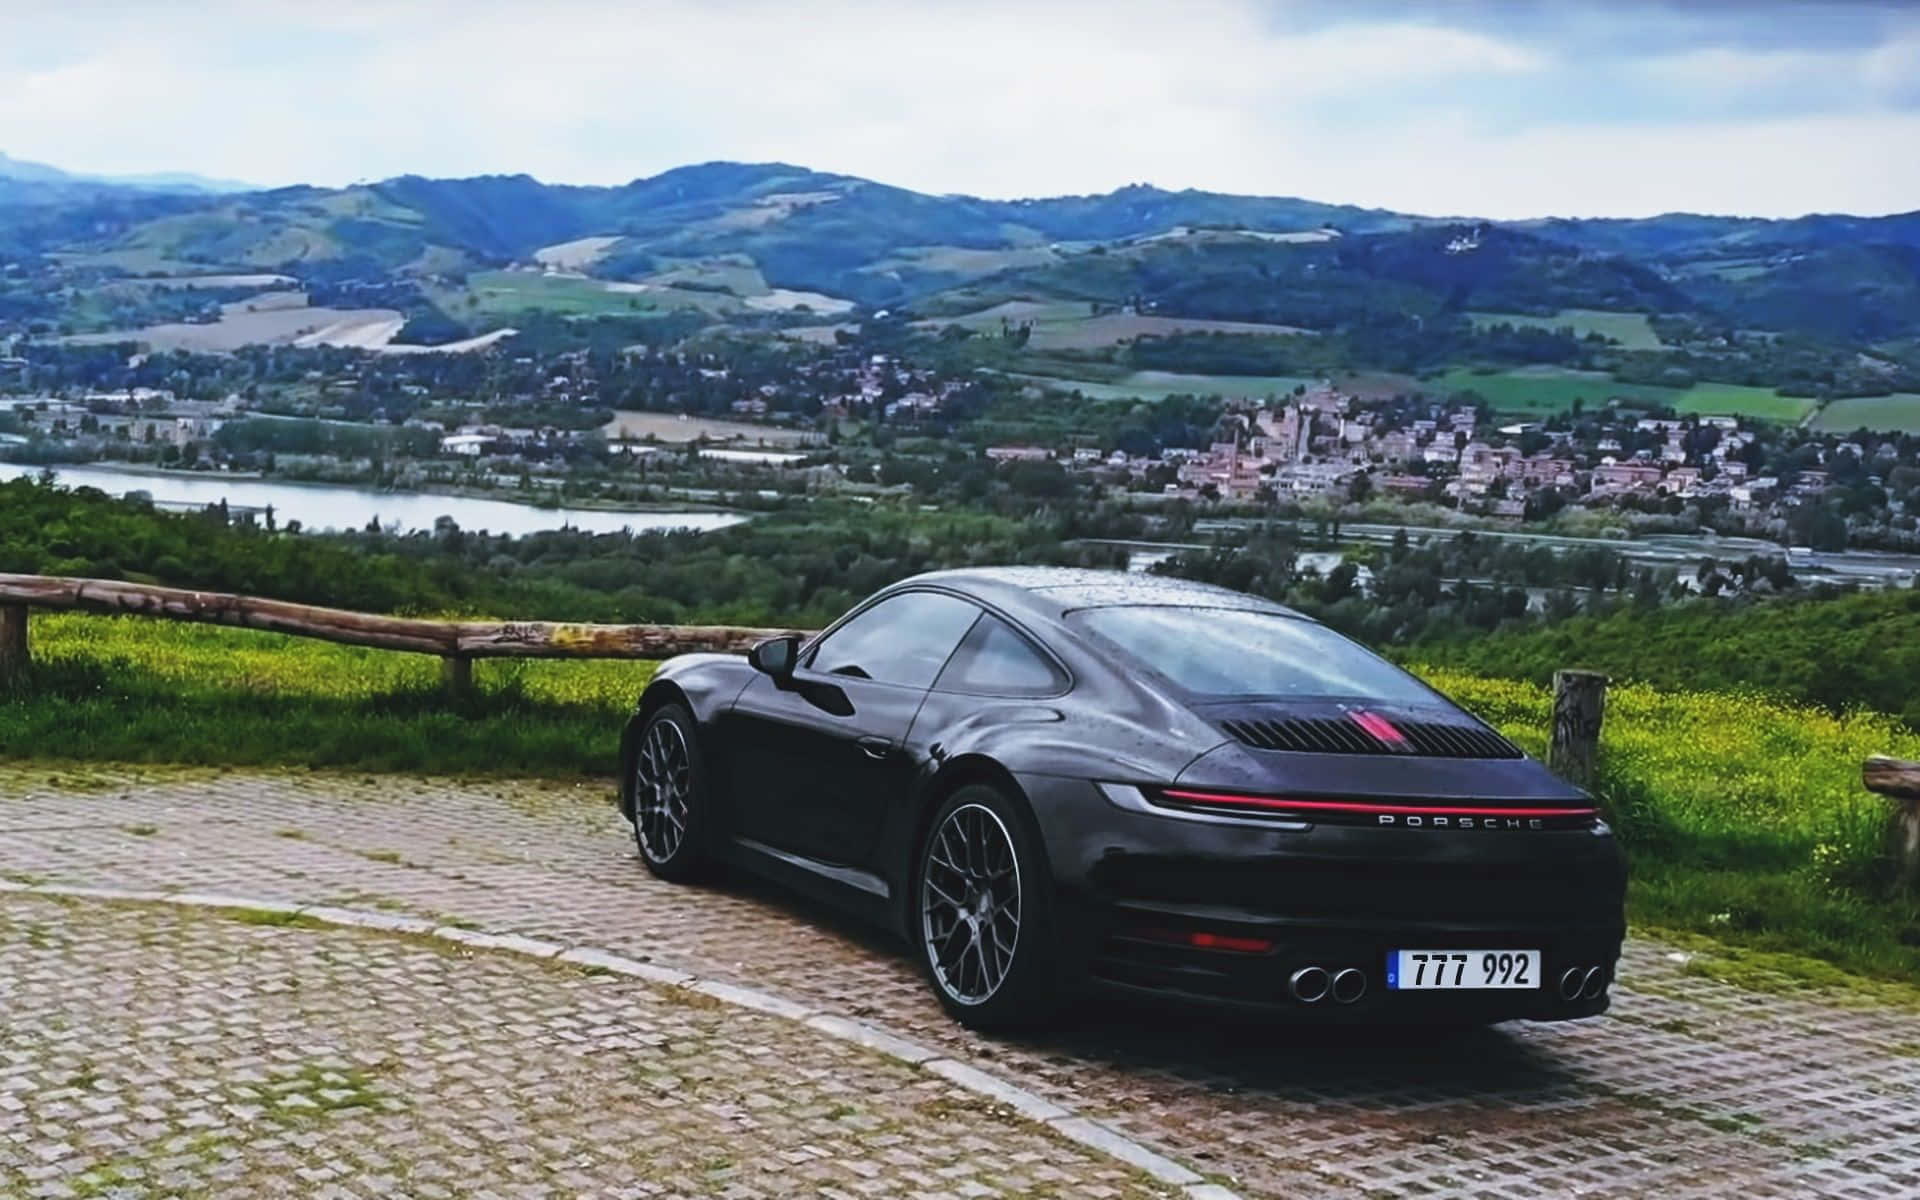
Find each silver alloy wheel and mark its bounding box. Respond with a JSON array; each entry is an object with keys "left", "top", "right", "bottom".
[
  {"left": 921, "top": 802, "right": 1023, "bottom": 1006},
  {"left": 633, "top": 717, "right": 692, "bottom": 864}
]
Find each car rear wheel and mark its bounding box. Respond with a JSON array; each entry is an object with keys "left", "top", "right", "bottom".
[
  {"left": 630, "top": 703, "right": 711, "bottom": 882},
  {"left": 916, "top": 784, "right": 1060, "bottom": 1030}
]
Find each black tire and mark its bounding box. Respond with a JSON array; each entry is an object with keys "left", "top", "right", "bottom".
[
  {"left": 914, "top": 783, "right": 1062, "bottom": 1031},
  {"left": 628, "top": 703, "right": 712, "bottom": 882}
]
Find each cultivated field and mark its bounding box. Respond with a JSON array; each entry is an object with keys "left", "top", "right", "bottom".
[
  {"left": 1008, "top": 367, "right": 1316, "bottom": 401},
  {"left": 65, "top": 291, "right": 513, "bottom": 355},
  {"left": 531, "top": 235, "right": 624, "bottom": 269},
  {"left": 448, "top": 270, "right": 670, "bottom": 318},
  {"left": 1811, "top": 393, "right": 1920, "bottom": 434},
  {"left": 778, "top": 323, "right": 858, "bottom": 345},
  {"left": 66, "top": 298, "right": 408, "bottom": 353},
  {"left": 1435, "top": 366, "right": 1816, "bottom": 421},
  {"left": 1468, "top": 308, "right": 1666, "bottom": 351},
  {"left": 1676, "top": 382, "right": 1817, "bottom": 421},
  {"left": 448, "top": 265, "right": 855, "bottom": 321},
  {"left": 743, "top": 288, "right": 855, "bottom": 314},
  {"left": 645, "top": 258, "right": 768, "bottom": 295},
  {"left": 861, "top": 244, "right": 1065, "bottom": 280},
  {"left": 132, "top": 273, "right": 297, "bottom": 290},
  {"left": 376, "top": 328, "right": 518, "bottom": 356},
  {"left": 601, "top": 411, "right": 821, "bottom": 445},
  {"left": 930, "top": 300, "right": 1315, "bottom": 351}
]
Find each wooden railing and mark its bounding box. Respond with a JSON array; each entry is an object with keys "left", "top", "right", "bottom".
[
  {"left": 1865, "top": 756, "right": 1920, "bottom": 888},
  {"left": 0, "top": 573, "right": 809, "bottom": 694}
]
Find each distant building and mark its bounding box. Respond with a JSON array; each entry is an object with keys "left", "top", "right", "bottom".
[
  {"left": 1591, "top": 462, "right": 1664, "bottom": 489},
  {"left": 440, "top": 434, "right": 493, "bottom": 457},
  {"left": 985, "top": 445, "right": 1050, "bottom": 462}
]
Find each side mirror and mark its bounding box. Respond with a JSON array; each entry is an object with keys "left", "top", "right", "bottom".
[{"left": 749, "top": 635, "right": 802, "bottom": 681}]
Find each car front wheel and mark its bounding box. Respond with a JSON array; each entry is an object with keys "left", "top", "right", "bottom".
[
  {"left": 629, "top": 703, "right": 711, "bottom": 882},
  {"left": 916, "top": 784, "right": 1061, "bottom": 1030}
]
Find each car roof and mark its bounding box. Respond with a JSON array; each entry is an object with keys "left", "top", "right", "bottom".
[{"left": 896, "top": 566, "right": 1304, "bottom": 622}]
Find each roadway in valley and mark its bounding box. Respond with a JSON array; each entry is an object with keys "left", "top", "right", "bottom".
[
  {"left": 3, "top": 768, "right": 1915, "bottom": 1198},
  {"left": 1091, "top": 519, "right": 1920, "bottom": 589}
]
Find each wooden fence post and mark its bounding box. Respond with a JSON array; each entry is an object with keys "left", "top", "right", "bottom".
[
  {"left": 1863, "top": 756, "right": 1920, "bottom": 889},
  {"left": 0, "top": 603, "right": 26, "bottom": 688},
  {"left": 1549, "top": 669, "right": 1607, "bottom": 790},
  {"left": 441, "top": 656, "right": 473, "bottom": 701}
]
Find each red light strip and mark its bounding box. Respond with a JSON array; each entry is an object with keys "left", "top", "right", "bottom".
[
  {"left": 1158, "top": 789, "right": 1596, "bottom": 819},
  {"left": 1135, "top": 927, "right": 1275, "bottom": 954},
  {"left": 1349, "top": 710, "right": 1409, "bottom": 745},
  {"left": 1187, "top": 931, "right": 1275, "bottom": 954}
]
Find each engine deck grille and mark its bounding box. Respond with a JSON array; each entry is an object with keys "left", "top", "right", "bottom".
[{"left": 1220, "top": 714, "right": 1522, "bottom": 759}]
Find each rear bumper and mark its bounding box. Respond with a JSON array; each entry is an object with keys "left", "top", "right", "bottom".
[
  {"left": 1019, "top": 773, "right": 1627, "bottom": 1024},
  {"left": 1082, "top": 907, "right": 1619, "bottom": 1022}
]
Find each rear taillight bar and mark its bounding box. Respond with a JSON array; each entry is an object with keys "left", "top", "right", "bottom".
[{"left": 1156, "top": 789, "right": 1596, "bottom": 821}]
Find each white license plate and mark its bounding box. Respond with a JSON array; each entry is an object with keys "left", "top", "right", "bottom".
[{"left": 1387, "top": 949, "right": 1541, "bottom": 990}]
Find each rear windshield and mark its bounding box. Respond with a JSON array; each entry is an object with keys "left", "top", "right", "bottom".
[{"left": 1067, "top": 605, "right": 1435, "bottom": 703}]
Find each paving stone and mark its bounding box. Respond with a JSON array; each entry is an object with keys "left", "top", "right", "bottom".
[
  {"left": 4, "top": 766, "right": 1919, "bottom": 1198},
  {"left": 0, "top": 892, "right": 1172, "bottom": 1198}
]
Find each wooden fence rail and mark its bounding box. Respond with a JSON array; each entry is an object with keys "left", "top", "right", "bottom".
[
  {"left": 1864, "top": 756, "right": 1920, "bottom": 888},
  {"left": 0, "top": 573, "right": 809, "bottom": 693}
]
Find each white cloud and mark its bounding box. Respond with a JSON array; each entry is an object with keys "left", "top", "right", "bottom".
[{"left": 0, "top": 0, "right": 1912, "bottom": 217}]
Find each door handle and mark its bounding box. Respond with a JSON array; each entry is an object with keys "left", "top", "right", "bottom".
[{"left": 856, "top": 736, "right": 893, "bottom": 760}]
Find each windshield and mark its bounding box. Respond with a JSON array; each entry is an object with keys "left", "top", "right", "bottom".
[{"left": 1069, "top": 606, "right": 1436, "bottom": 703}]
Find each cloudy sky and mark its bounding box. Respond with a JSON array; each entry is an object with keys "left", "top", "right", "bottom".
[{"left": 3, "top": 0, "right": 1917, "bottom": 218}]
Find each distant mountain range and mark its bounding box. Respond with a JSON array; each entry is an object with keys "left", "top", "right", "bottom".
[
  {"left": 2, "top": 155, "right": 1917, "bottom": 345},
  {"left": 0, "top": 150, "right": 255, "bottom": 195}
]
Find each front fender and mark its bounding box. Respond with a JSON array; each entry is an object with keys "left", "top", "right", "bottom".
[{"left": 618, "top": 653, "right": 756, "bottom": 818}]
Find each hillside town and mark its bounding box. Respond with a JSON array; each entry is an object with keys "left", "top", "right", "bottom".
[
  {"left": 5, "top": 358, "right": 1917, "bottom": 554},
  {"left": 983, "top": 382, "right": 1912, "bottom": 534}
]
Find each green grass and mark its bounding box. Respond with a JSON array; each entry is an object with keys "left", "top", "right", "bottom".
[
  {"left": 1434, "top": 366, "right": 1673, "bottom": 414},
  {"left": 441, "top": 270, "right": 735, "bottom": 319},
  {"left": 1672, "top": 382, "right": 1815, "bottom": 421},
  {"left": 1468, "top": 309, "right": 1666, "bottom": 351},
  {"left": 1433, "top": 366, "right": 1818, "bottom": 422},
  {"left": 0, "top": 613, "right": 645, "bottom": 775},
  {"left": 6, "top": 613, "right": 1919, "bottom": 989},
  {"left": 1810, "top": 393, "right": 1920, "bottom": 434}
]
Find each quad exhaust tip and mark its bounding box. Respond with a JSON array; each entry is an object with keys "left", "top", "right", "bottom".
[
  {"left": 1559, "top": 965, "right": 1610, "bottom": 1000},
  {"left": 1288, "top": 966, "right": 1331, "bottom": 1003},
  {"left": 1288, "top": 965, "right": 1367, "bottom": 1004}
]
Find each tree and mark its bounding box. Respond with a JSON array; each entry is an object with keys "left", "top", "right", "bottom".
[{"left": 1322, "top": 559, "right": 1359, "bottom": 603}]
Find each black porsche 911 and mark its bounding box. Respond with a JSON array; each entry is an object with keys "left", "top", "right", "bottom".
[{"left": 619, "top": 567, "right": 1625, "bottom": 1030}]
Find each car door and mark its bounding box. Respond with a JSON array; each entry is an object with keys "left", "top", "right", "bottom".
[{"left": 726, "top": 590, "right": 982, "bottom": 866}]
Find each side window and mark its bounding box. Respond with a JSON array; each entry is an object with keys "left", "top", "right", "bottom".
[
  {"left": 808, "top": 592, "right": 980, "bottom": 690},
  {"left": 934, "top": 614, "right": 1067, "bottom": 697}
]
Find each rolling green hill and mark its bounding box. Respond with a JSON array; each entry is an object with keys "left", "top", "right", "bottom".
[
  {"left": 6, "top": 158, "right": 1920, "bottom": 425},
  {"left": 4, "top": 159, "right": 1910, "bottom": 334}
]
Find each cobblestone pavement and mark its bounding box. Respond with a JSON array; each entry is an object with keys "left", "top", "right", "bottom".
[
  {"left": 0, "top": 893, "right": 1176, "bottom": 1199},
  {"left": 4, "top": 767, "right": 1920, "bottom": 1198}
]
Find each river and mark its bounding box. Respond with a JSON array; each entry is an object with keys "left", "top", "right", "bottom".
[{"left": 0, "top": 463, "right": 746, "bottom": 538}]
